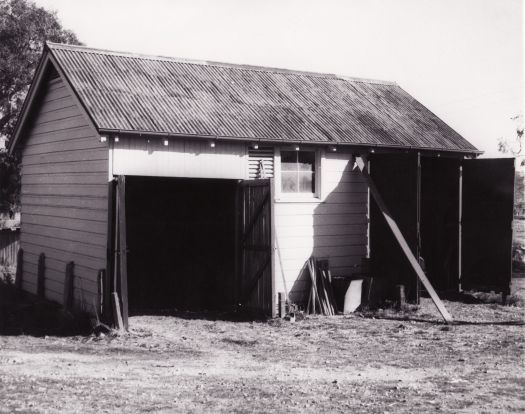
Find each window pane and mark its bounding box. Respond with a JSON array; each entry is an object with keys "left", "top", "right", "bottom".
[
  {"left": 297, "top": 151, "right": 315, "bottom": 171},
  {"left": 281, "top": 171, "right": 298, "bottom": 192},
  {"left": 281, "top": 151, "right": 297, "bottom": 171},
  {"left": 298, "top": 171, "right": 315, "bottom": 193}
]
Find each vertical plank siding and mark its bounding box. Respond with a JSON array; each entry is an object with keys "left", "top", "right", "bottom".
[
  {"left": 19, "top": 76, "right": 108, "bottom": 313},
  {"left": 239, "top": 179, "right": 274, "bottom": 316},
  {"left": 274, "top": 152, "right": 368, "bottom": 303},
  {"left": 0, "top": 230, "right": 20, "bottom": 269}
]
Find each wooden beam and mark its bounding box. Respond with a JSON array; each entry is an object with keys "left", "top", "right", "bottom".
[
  {"left": 234, "top": 182, "right": 241, "bottom": 307},
  {"left": 356, "top": 156, "right": 453, "bottom": 324},
  {"left": 458, "top": 165, "right": 463, "bottom": 292},
  {"left": 117, "top": 175, "right": 129, "bottom": 330},
  {"left": 104, "top": 179, "right": 116, "bottom": 323},
  {"left": 269, "top": 177, "right": 277, "bottom": 318}
]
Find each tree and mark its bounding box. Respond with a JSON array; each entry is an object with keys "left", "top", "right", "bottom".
[
  {"left": 0, "top": 151, "right": 19, "bottom": 212},
  {"left": 0, "top": 0, "right": 82, "bottom": 143},
  {"left": 498, "top": 114, "right": 524, "bottom": 166},
  {"left": 0, "top": 0, "right": 81, "bottom": 213}
]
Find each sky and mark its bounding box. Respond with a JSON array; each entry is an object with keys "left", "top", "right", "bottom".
[{"left": 33, "top": 0, "right": 524, "bottom": 157}]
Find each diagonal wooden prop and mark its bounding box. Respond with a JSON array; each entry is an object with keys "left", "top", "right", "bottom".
[{"left": 355, "top": 156, "right": 453, "bottom": 324}]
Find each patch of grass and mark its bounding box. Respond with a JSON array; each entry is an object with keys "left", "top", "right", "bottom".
[
  {"left": 506, "top": 293, "right": 525, "bottom": 307},
  {"left": 356, "top": 301, "right": 420, "bottom": 320},
  {"left": 221, "top": 337, "right": 258, "bottom": 347}
]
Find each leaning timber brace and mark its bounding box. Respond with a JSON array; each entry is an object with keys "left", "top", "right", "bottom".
[{"left": 355, "top": 155, "right": 453, "bottom": 324}]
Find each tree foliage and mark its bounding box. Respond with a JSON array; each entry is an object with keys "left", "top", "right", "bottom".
[
  {"left": 0, "top": 0, "right": 82, "bottom": 143},
  {"left": 0, "top": 0, "right": 81, "bottom": 212},
  {"left": 497, "top": 114, "right": 524, "bottom": 166},
  {"left": 0, "top": 151, "right": 19, "bottom": 211}
]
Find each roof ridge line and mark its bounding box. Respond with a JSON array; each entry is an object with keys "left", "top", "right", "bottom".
[
  {"left": 45, "top": 42, "right": 396, "bottom": 84},
  {"left": 338, "top": 76, "right": 397, "bottom": 86}
]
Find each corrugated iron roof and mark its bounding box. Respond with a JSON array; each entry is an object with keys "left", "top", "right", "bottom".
[{"left": 46, "top": 42, "right": 479, "bottom": 153}]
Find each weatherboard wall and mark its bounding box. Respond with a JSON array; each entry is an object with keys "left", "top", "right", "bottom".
[
  {"left": 110, "top": 139, "right": 368, "bottom": 305},
  {"left": 19, "top": 76, "right": 108, "bottom": 312},
  {"left": 274, "top": 151, "right": 368, "bottom": 303}
]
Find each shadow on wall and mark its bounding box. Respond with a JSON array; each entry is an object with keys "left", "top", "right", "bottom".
[{"left": 283, "top": 152, "right": 368, "bottom": 308}]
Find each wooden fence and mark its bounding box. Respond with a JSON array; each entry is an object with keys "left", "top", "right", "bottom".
[{"left": 0, "top": 229, "right": 20, "bottom": 269}]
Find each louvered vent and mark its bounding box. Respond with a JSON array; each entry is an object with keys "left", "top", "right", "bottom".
[{"left": 248, "top": 147, "right": 274, "bottom": 179}]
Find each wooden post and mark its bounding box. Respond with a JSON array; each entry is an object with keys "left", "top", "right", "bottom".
[
  {"left": 234, "top": 182, "right": 241, "bottom": 308},
  {"left": 15, "top": 248, "right": 23, "bottom": 293},
  {"left": 278, "top": 292, "right": 286, "bottom": 318},
  {"left": 63, "top": 261, "right": 75, "bottom": 311},
  {"left": 111, "top": 292, "right": 124, "bottom": 330},
  {"left": 269, "top": 178, "right": 277, "bottom": 318},
  {"left": 97, "top": 269, "right": 105, "bottom": 317},
  {"left": 104, "top": 179, "right": 116, "bottom": 323},
  {"left": 458, "top": 165, "right": 463, "bottom": 292},
  {"left": 117, "top": 175, "right": 129, "bottom": 330},
  {"left": 396, "top": 284, "right": 406, "bottom": 310},
  {"left": 416, "top": 152, "right": 422, "bottom": 303},
  {"left": 356, "top": 156, "right": 453, "bottom": 324},
  {"left": 37, "top": 253, "right": 45, "bottom": 298}
]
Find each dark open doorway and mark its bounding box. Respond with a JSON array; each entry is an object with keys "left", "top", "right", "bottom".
[
  {"left": 420, "top": 157, "right": 461, "bottom": 293},
  {"left": 369, "top": 153, "right": 419, "bottom": 302},
  {"left": 125, "top": 176, "right": 238, "bottom": 314},
  {"left": 369, "top": 154, "right": 515, "bottom": 302}
]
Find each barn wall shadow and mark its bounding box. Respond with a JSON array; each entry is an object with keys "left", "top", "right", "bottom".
[{"left": 286, "top": 153, "right": 368, "bottom": 308}]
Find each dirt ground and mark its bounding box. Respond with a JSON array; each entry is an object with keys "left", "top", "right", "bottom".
[{"left": 0, "top": 289, "right": 524, "bottom": 414}]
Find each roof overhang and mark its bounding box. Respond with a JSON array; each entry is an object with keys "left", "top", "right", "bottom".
[{"left": 98, "top": 127, "right": 483, "bottom": 157}]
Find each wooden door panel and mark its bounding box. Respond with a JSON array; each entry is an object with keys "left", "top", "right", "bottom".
[
  {"left": 238, "top": 179, "right": 274, "bottom": 316},
  {"left": 461, "top": 158, "right": 515, "bottom": 294}
]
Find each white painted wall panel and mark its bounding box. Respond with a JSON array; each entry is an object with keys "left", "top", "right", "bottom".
[
  {"left": 112, "top": 136, "right": 248, "bottom": 179},
  {"left": 273, "top": 152, "right": 368, "bottom": 304}
]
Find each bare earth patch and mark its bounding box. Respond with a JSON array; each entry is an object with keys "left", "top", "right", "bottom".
[{"left": 0, "top": 297, "right": 524, "bottom": 413}]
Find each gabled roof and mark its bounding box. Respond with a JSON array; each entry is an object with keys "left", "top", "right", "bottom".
[{"left": 10, "top": 42, "right": 480, "bottom": 154}]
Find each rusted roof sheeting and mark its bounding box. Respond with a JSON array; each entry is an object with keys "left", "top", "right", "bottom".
[{"left": 48, "top": 43, "right": 478, "bottom": 152}]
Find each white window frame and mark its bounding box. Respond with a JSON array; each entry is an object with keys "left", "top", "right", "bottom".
[{"left": 274, "top": 146, "right": 324, "bottom": 202}]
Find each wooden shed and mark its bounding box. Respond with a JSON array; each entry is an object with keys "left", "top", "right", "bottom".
[{"left": 9, "top": 43, "right": 515, "bottom": 325}]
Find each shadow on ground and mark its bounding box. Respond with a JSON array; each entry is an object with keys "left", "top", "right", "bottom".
[{"left": 0, "top": 281, "right": 91, "bottom": 336}]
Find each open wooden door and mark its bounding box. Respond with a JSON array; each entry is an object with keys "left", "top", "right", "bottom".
[
  {"left": 107, "top": 175, "right": 128, "bottom": 329},
  {"left": 461, "top": 158, "right": 515, "bottom": 294},
  {"left": 238, "top": 178, "right": 275, "bottom": 317}
]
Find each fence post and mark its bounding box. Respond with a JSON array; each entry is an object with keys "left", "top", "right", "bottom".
[
  {"left": 37, "top": 253, "right": 46, "bottom": 298},
  {"left": 63, "top": 261, "right": 75, "bottom": 311}
]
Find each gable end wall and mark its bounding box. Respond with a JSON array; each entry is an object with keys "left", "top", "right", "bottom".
[{"left": 19, "top": 76, "right": 108, "bottom": 312}]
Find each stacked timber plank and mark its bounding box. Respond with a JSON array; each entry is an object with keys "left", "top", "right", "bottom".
[{"left": 306, "top": 257, "right": 338, "bottom": 316}]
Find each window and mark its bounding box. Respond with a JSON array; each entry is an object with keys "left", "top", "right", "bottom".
[{"left": 281, "top": 150, "right": 316, "bottom": 194}]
